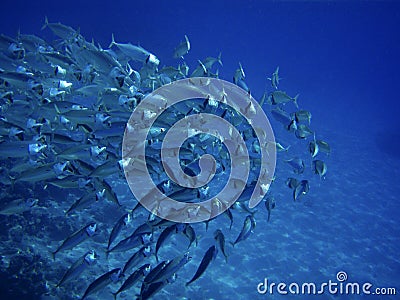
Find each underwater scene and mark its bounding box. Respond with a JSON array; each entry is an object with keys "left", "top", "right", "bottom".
[{"left": 0, "top": 1, "right": 399, "bottom": 300}]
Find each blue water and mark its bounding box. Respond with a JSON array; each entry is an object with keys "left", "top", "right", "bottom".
[{"left": 0, "top": 1, "right": 399, "bottom": 299}]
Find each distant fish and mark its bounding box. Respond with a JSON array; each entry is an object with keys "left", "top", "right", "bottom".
[
  {"left": 312, "top": 160, "right": 327, "bottom": 178},
  {"left": 293, "top": 180, "right": 310, "bottom": 201},
  {"left": 41, "top": 16, "right": 81, "bottom": 41},
  {"left": 0, "top": 198, "right": 37, "bottom": 215},
  {"left": 267, "top": 141, "right": 290, "bottom": 154},
  {"left": 122, "top": 246, "right": 152, "bottom": 275},
  {"left": 155, "top": 224, "right": 177, "bottom": 261},
  {"left": 109, "top": 33, "right": 159, "bottom": 66},
  {"left": 146, "top": 253, "right": 191, "bottom": 286},
  {"left": 107, "top": 212, "right": 132, "bottom": 250},
  {"left": 186, "top": 245, "right": 217, "bottom": 286},
  {"left": 173, "top": 35, "right": 190, "bottom": 59},
  {"left": 214, "top": 229, "right": 228, "bottom": 262},
  {"left": 285, "top": 177, "right": 299, "bottom": 189},
  {"left": 316, "top": 139, "right": 331, "bottom": 155},
  {"left": 295, "top": 124, "right": 313, "bottom": 139},
  {"left": 202, "top": 52, "right": 223, "bottom": 69},
  {"left": 81, "top": 268, "right": 123, "bottom": 300},
  {"left": 223, "top": 208, "right": 234, "bottom": 229},
  {"left": 264, "top": 196, "right": 276, "bottom": 222},
  {"left": 65, "top": 190, "right": 102, "bottom": 215},
  {"left": 293, "top": 110, "right": 312, "bottom": 124},
  {"left": 233, "top": 62, "right": 250, "bottom": 93},
  {"left": 57, "top": 250, "right": 98, "bottom": 287},
  {"left": 107, "top": 233, "right": 152, "bottom": 255},
  {"left": 267, "top": 66, "right": 281, "bottom": 89},
  {"left": 285, "top": 157, "right": 305, "bottom": 174},
  {"left": 113, "top": 263, "right": 151, "bottom": 299},
  {"left": 268, "top": 91, "right": 299, "bottom": 108},
  {"left": 309, "top": 140, "right": 319, "bottom": 158},
  {"left": 271, "top": 106, "right": 292, "bottom": 127},
  {"left": 182, "top": 224, "right": 197, "bottom": 249},
  {"left": 52, "top": 222, "right": 97, "bottom": 260},
  {"left": 232, "top": 215, "right": 256, "bottom": 246}
]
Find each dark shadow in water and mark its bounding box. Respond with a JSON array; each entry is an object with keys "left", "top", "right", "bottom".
[{"left": 375, "top": 130, "right": 400, "bottom": 159}]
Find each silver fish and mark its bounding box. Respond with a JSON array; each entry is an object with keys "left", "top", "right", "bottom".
[
  {"left": 107, "top": 212, "right": 132, "bottom": 250},
  {"left": 42, "top": 17, "right": 80, "bottom": 41},
  {"left": 57, "top": 250, "right": 98, "bottom": 287},
  {"left": 186, "top": 245, "right": 217, "bottom": 286},
  {"left": 285, "top": 157, "right": 305, "bottom": 174},
  {"left": 109, "top": 34, "right": 159, "bottom": 66},
  {"left": 202, "top": 52, "right": 223, "bottom": 69},
  {"left": 183, "top": 224, "right": 197, "bottom": 249},
  {"left": 232, "top": 215, "right": 256, "bottom": 246},
  {"left": 285, "top": 177, "right": 299, "bottom": 189},
  {"left": 267, "top": 66, "right": 281, "bottom": 89},
  {"left": 214, "top": 229, "right": 228, "bottom": 262},
  {"left": 264, "top": 196, "right": 276, "bottom": 222},
  {"left": 0, "top": 198, "right": 38, "bottom": 215},
  {"left": 268, "top": 90, "right": 299, "bottom": 108},
  {"left": 293, "top": 110, "right": 312, "bottom": 124},
  {"left": 316, "top": 139, "right": 331, "bottom": 155},
  {"left": 122, "top": 246, "right": 152, "bottom": 275},
  {"left": 173, "top": 35, "right": 190, "bottom": 59},
  {"left": 107, "top": 233, "right": 152, "bottom": 255},
  {"left": 52, "top": 222, "right": 97, "bottom": 259},
  {"left": 313, "top": 159, "right": 327, "bottom": 178},
  {"left": 295, "top": 124, "right": 313, "bottom": 139},
  {"left": 65, "top": 189, "right": 102, "bottom": 215},
  {"left": 309, "top": 140, "right": 319, "bottom": 158},
  {"left": 155, "top": 224, "right": 177, "bottom": 262},
  {"left": 113, "top": 263, "right": 151, "bottom": 299},
  {"left": 271, "top": 106, "right": 292, "bottom": 126},
  {"left": 293, "top": 180, "right": 310, "bottom": 201},
  {"left": 81, "top": 268, "right": 123, "bottom": 300}
]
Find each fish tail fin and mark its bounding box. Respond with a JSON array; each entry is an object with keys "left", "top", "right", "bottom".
[
  {"left": 293, "top": 94, "right": 300, "bottom": 109},
  {"left": 250, "top": 209, "right": 258, "bottom": 217},
  {"left": 41, "top": 16, "right": 49, "bottom": 30},
  {"left": 109, "top": 33, "right": 116, "bottom": 49},
  {"left": 229, "top": 241, "right": 235, "bottom": 248},
  {"left": 111, "top": 292, "right": 118, "bottom": 300},
  {"left": 184, "top": 34, "right": 190, "bottom": 49},
  {"left": 217, "top": 52, "right": 223, "bottom": 66},
  {"left": 54, "top": 103, "right": 61, "bottom": 115},
  {"left": 215, "top": 68, "right": 219, "bottom": 78}
]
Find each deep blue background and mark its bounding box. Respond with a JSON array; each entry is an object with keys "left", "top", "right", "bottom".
[{"left": 1, "top": 1, "right": 399, "bottom": 299}]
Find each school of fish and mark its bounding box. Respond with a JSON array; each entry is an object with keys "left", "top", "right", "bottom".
[{"left": 0, "top": 18, "right": 330, "bottom": 299}]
